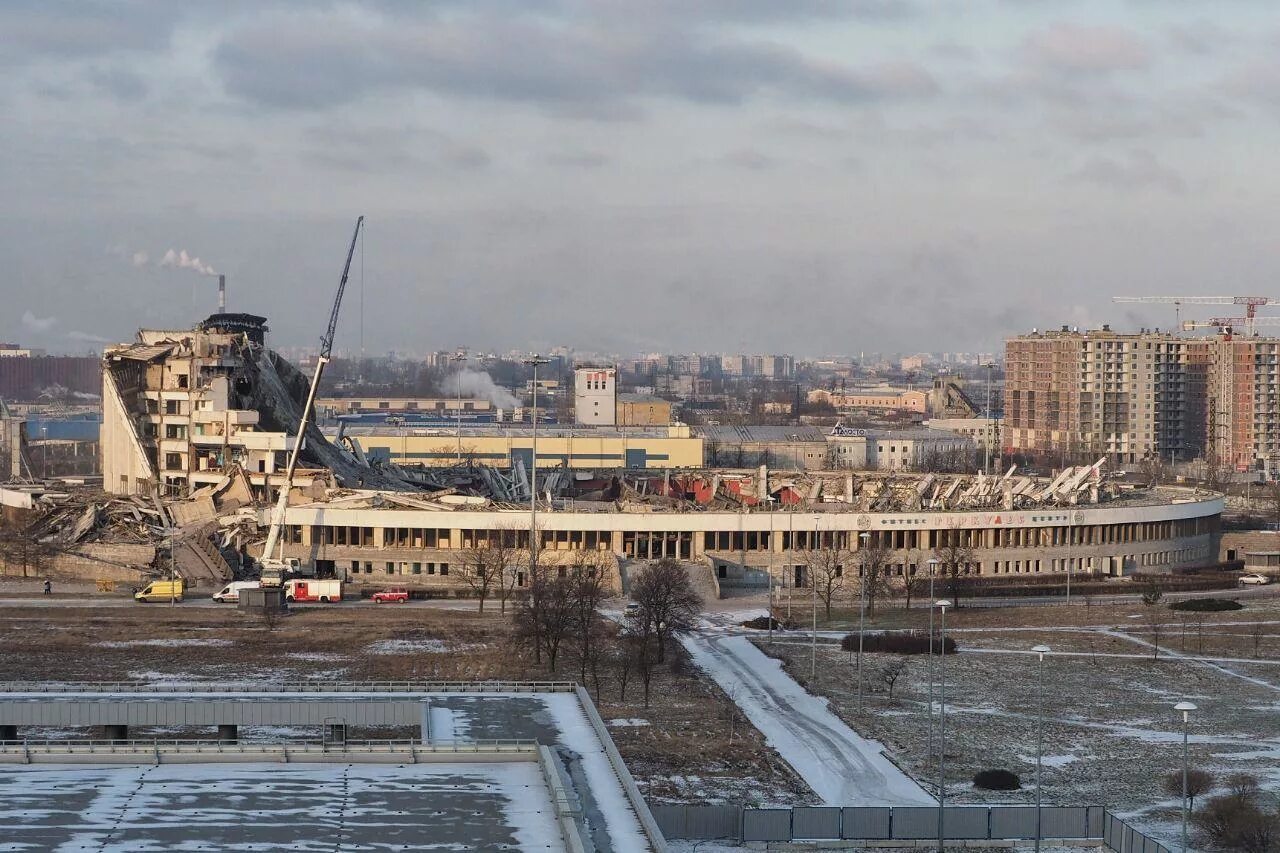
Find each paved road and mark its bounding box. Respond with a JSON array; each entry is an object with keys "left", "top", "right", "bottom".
[{"left": 681, "top": 629, "right": 933, "bottom": 806}]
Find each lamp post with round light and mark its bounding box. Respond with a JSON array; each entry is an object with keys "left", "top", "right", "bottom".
[
  {"left": 1174, "top": 701, "right": 1197, "bottom": 853},
  {"left": 811, "top": 514, "right": 820, "bottom": 683},
  {"left": 1031, "top": 644, "right": 1051, "bottom": 853},
  {"left": 857, "top": 531, "right": 871, "bottom": 713},
  {"left": 926, "top": 557, "right": 940, "bottom": 763},
  {"left": 935, "top": 598, "right": 952, "bottom": 853}
]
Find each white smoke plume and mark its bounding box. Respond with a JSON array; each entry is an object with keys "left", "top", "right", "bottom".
[
  {"left": 442, "top": 369, "right": 520, "bottom": 409},
  {"left": 160, "top": 248, "right": 217, "bottom": 277},
  {"left": 21, "top": 310, "right": 57, "bottom": 333},
  {"left": 131, "top": 250, "right": 149, "bottom": 267}
]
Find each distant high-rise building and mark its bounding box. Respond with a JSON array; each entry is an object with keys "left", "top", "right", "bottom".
[
  {"left": 1206, "top": 336, "right": 1280, "bottom": 473},
  {"left": 1005, "top": 326, "right": 1208, "bottom": 465}
]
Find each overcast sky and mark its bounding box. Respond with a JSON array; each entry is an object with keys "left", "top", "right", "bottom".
[{"left": 5, "top": 1, "right": 1280, "bottom": 358}]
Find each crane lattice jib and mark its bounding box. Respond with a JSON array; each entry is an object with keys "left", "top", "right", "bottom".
[{"left": 321, "top": 216, "right": 364, "bottom": 360}]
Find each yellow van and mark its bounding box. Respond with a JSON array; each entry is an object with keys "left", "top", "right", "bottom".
[{"left": 134, "top": 579, "right": 185, "bottom": 603}]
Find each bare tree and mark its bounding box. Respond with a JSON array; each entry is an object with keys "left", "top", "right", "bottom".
[
  {"left": 878, "top": 658, "right": 908, "bottom": 699},
  {"left": 628, "top": 558, "right": 703, "bottom": 664},
  {"left": 857, "top": 546, "right": 894, "bottom": 616},
  {"left": 1141, "top": 579, "right": 1164, "bottom": 660},
  {"left": 608, "top": 633, "right": 634, "bottom": 701},
  {"left": 566, "top": 550, "right": 612, "bottom": 695},
  {"left": 1250, "top": 620, "right": 1268, "bottom": 659},
  {"left": 807, "top": 541, "right": 852, "bottom": 620},
  {"left": 932, "top": 526, "right": 976, "bottom": 606},
  {"left": 1162, "top": 768, "right": 1214, "bottom": 812},
  {"left": 460, "top": 526, "right": 520, "bottom": 614}
]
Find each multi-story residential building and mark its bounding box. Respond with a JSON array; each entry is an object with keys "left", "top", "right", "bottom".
[
  {"left": 1005, "top": 326, "right": 1208, "bottom": 465},
  {"left": 1208, "top": 336, "right": 1280, "bottom": 473}
]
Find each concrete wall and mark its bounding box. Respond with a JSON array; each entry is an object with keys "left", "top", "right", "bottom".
[{"left": 0, "top": 543, "right": 155, "bottom": 584}]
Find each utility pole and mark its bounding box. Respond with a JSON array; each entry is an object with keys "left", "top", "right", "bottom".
[
  {"left": 451, "top": 349, "right": 468, "bottom": 463},
  {"left": 523, "top": 356, "right": 549, "bottom": 577}
]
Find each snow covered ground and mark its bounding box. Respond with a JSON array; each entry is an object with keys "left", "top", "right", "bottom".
[
  {"left": 0, "top": 761, "right": 567, "bottom": 851},
  {"left": 682, "top": 631, "right": 934, "bottom": 807}
]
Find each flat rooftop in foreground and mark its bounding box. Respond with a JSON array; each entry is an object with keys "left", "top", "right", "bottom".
[
  {"left": 0, "top": 685, "right": 659, "bottom": 853},
  {"left": 1, "top": 760, "right": 562, "bottom": 852}
]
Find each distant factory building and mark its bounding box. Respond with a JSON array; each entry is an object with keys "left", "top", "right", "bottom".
[
  {"left": 335, "top": 424, "right": 703, "bottom": 470},
  {"left": 574, "top": 366, "right": 617, "bottom": 425},
  {"left": 695, "top": 425, "right": 830, "bottom": 470},
  {"left": 617, "top": 394, "right": 672, "bottom": 426},
  {"left": 826, "top": 426, "right": 977, "bottom": 471},
  {"left": 808, "top": 388, "right": 927, "bottom": 414}
]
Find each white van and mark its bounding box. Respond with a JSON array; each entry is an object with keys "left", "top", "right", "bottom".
[{"left": 212, "top": 580, "right": 260, "bottom": 603}]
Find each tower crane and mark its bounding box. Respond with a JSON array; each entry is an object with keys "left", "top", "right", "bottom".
[
  {"left": 1181, "top": 316, "right": 1280, "bottom": 335},
  {"left": 1113, "top": 296, "right": 1279, "bottom": 336},
  {"left": 259, "top": 216, "right": 364, "bottom": 586}
]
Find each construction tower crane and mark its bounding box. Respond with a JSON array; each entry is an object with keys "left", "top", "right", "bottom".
[
  {"left": 1113, "top": 296, "right": 1279, "bottom": 336},
  {"left": 1181, "top": 316, "right": 1280, "bottom": 335},
  {"left": 259, "top": 216, "right": 364, "bottom": 586}
]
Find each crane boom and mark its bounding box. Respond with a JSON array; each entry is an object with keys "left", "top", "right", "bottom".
[{"left": 259, "top": 216, "right": 364, "bottom": 584}]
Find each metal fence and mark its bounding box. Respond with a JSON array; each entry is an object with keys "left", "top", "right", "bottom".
[
  {"left": 649, "top": 804, "right": 1105, "bottom": 843},
  {"left": 1104, "top": 812, "right": 1174, "bottom": 853}
]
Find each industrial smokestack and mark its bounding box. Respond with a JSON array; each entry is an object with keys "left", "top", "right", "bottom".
[{"left": 218, "top": 275, "right": 226, "bottom": 312}]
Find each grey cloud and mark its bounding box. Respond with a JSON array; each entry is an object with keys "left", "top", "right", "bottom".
[
  {"left": 721, "top": 149, "right": 781, "bottom": 171},
  {"left": 212, "top": 8, "right": 937, "bottom": 115},
  {"left": 1021, "top": 23, "right": 1149, "bottom": 74},
  {"left": 546, "top": 151, "right": 609, "bottom": 169},
  {"left": 1069, "top": 150, "right": 1187, "bottom": 194},
  {"left": 1164, "top": 20, "right": 1240, "bottom": 56},
  {"left": 0, "top": 1, "right": 179, "bottom": 63},
  {"left": 86, "top": 66, "right": 148, "bottom": 100},
  {"left": 302, "top": 124, "right": 491, "bottom": 174}
]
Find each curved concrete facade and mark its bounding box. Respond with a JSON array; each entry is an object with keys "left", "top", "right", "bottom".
[{"left": 279, "top": 489, "right": 1223, "bottom": 586}]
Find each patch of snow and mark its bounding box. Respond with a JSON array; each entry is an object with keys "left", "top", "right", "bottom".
[
  {"left": 427, "top": 705, "right": 471, "bottom": 742},
  {"left": 607, "top": 718, "right": 651, "bottom": 727},
  {"left": 539, "top": 692, "right": 652, "bottom": 853},
  {"left": 97, "top": 638, "right": 233, "bottom": 649},
  {"left": 682, "top": 633, "right": 934, "bottom": 806},
  {"left": 288, "top": 651, "right": 349, "bottom": 663},
  {"left": 1017, "top": 753, "right": 1082, "bottom": 769},
  {"left": 366, "top": 638, "right": 477, "bottom": 655}
]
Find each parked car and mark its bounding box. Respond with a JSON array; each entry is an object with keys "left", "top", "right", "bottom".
[
  {"left": 282, "top": 579, "right": 343, "bottom": 603},
  {"left": 212, "top": 580, "right": 260, "bottom": 603},
  {"left": 371, "top": 587, "right": 410, "bottom": 603},
  {"left": 624, "top": 602, "right": 641, "bottom": 616},
  {"left": 134, "top": 579, "right": 185, "bottom": 603},
  {"left": 1240, "top": 573, "right": 1272, "bottom": 585}
]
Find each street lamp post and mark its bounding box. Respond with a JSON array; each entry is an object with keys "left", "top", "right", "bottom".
[
  {"left": 1174, "top": 701, "right": 1197, "bottom": 853},
  {"left": 811, "top": 514, "right": 820, "bottom": 683},
  {"left": 926, "top": 557, "right": 940, "bottom": 764},
  {"left": 522, "top": 356, "right": 549, "bottom": 577},
  {"left": 1031, "top": 644, "right": 1051, "bottom": 853},
  {"left": 765, "top": 497, "right": 776, "bottom": 644},
  {"left": 935, "top": 598, "right": 952, "bottom": 853},
  {"left": 1065, "top": 515, "right": 1073, "bottom": 606},
  {"left": 984, "top": 363, "right": 994, "bottom": 474},
  {"left": 450, "top": 349, "right": 468, "bottom": 463},
  {"left": 857, "top": 531, "right": 870, "bottom": 713}
]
